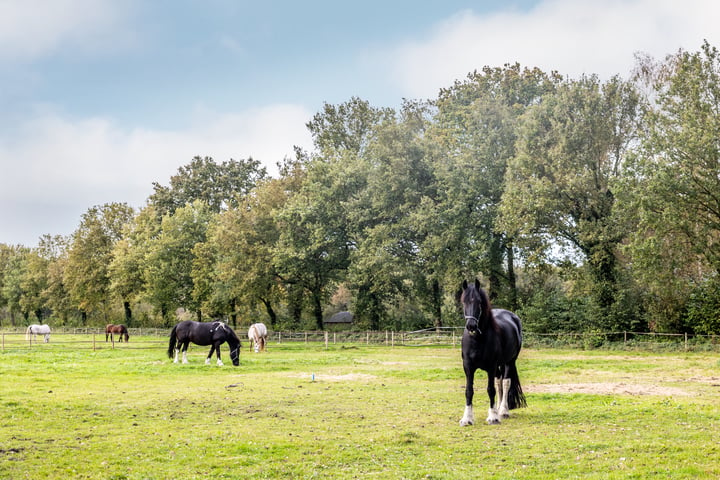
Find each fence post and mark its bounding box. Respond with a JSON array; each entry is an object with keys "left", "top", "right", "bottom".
[
  {"left": 324, "top": 331, "right": 329, "bottom": 349},
  {"left": 93, "top": 333, "right": 96, "bottom": 351},
  {"left": 2, "top": 333, "right": 4, "bottom": 352},
  {"left": 685, "top": 332, "right": 688, "bottom": 351}
]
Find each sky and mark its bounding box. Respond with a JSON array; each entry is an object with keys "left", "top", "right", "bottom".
[{"left": 1, "top": 0, "right": 718, "bottom": 247}]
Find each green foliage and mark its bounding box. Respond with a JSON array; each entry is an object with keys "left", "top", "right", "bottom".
[
  {"left": 4, "top": 43, "right": 720, "bottom": 334},
  {"left": 64, "top": 203, "right": 134, "bottom": 321},
  {"left": 684, "top": 277, "right": 720, "bottom": 335},
  {"left": 148, "top": 156, "right": 266, "bottom": 216}
]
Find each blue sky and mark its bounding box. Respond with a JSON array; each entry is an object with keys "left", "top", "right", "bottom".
[{"left": 1, "top": 0, "right": 718, "bottom": 246}]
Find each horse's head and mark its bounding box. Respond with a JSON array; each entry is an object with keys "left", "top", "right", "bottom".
[
  {"left": 227, "top": 329, "right": 241, "bottom": 366},
  {"left": 461, "top": 279, "right": 491, "bottom": 336},
  {"left": 229, "top": 343, "right": 240, "bottom": 366}
]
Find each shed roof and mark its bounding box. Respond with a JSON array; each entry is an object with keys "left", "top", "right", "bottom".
[{"left": 325, "top": 311, "right": 354, "bottom": 324}]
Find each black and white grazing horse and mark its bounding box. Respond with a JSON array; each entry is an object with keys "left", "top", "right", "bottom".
[
  {"left": 460, "top": 279, "right": 526, "bottom": 426},
  {"left": 168, "top": 320, "right": 241, "bottom": 366}
]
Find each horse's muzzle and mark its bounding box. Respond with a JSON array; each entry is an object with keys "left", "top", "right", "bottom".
[{"left": 465, "top": 316, "right": 480, "bottom": 336}]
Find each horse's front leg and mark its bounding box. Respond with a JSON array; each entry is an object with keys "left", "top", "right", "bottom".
[
  {"left": 460, "top": 364, "right": 476, "bottom": 426},
  {"left": 486, "top": 371, "right": 501, "bottom": 424}
]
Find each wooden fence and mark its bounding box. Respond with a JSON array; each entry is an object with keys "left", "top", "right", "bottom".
[{"left": 1, "top": 327, "right": 719, "bottom": 352}]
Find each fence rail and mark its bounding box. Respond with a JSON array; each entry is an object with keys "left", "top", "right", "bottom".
[{"left": 1, "top": 327, "right": 719, "bottom": 352}]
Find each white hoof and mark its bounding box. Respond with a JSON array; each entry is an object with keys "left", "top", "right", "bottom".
[
  {"left": 217, "top": 359, "right": 224, "bottom": 366},
  {"left": 486, "top": 408, "right": 501, "bottom": 425},
  {"left": 460, "top": 405, "right": 474, "bottom": 426}
]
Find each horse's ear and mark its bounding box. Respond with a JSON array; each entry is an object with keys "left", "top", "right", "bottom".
[
  {"left": 475, "top": 278, "right": 481, "bottom": 290},
  {"left": 462, "top": 279, "right": 468, "bottom": 290}
]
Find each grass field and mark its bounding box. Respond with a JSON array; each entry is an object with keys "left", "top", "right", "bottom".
[{"left": 1, "top": 336, "right": 719, "bottom": 479}]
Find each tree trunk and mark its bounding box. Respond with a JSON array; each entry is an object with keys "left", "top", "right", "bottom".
[
  {"left": 123, "top": 301, "right": 132, "bottom": 326},
  {"left": 229, "top": 299, "right": 237, "bottom": 328},
  {"left": 432, "top": 279, "right": 443, "bottom": 329},
  {"left": 313, "top": 293, "right": 324, "bottom": 330},
  {"left": 260, "top": 298, "right": 277, "bottom": 326}
]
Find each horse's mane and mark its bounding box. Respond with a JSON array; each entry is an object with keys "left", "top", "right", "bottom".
[{"left": 217, "top": 321, "right": 241, "bottom": 345}]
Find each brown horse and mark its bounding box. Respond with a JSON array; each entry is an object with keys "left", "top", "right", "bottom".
[{"left": 106, "top": 324, "right": 129, "bottom": 343}]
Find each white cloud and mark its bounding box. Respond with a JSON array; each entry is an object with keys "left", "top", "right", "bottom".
[
  {"left": 380, "top": 0, "right": 720, "bottom": 99},
  {"left": 0, "top": 104, "right": 313, "bottom": 245},
  {"left": 0, "top": 0, "right": 131, "bottom": 61}
]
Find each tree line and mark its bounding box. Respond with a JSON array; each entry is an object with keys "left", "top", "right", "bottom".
[{"left": 2, "top": 42, "right": 720, "bottom": 335}]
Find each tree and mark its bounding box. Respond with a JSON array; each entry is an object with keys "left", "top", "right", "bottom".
[
  {"left": 149, "top": 156, "right": 267, "bottom": 216},
  {"left": 624, "top": 41, "right": 720, "bottom": 331},
  {"left": 144, "top": 201, "right": 212, "bottom": 323},
  {"left": 500, "top": 75, "right": 640, "bottom": 329},
  {"left": 110, "top": 205, "right": 165, "bottom": 325},
  {"left": 348, "top": 100, "right": 441, "bottom": 329},
  {"left": 0, "top": 245, "right": 31, "bottom": 325},
  {"left": 205, "top": 177, "right": 291, "bottom": 327},
  {"left": 430, "top": 64, "right": 560, "bottom": 308},
  {"left": 40, "top": 235, "right": 74, "bottom": 325},
  {"left": 64, "top": 203, "right": 134, "bottom": 324}
]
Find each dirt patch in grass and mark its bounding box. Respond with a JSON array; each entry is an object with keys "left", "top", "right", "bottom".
[
  {"left": 288, "top": 373, "right": 377, "bottom": 382},
  {"left": 528, "top": 382, "right": 691, "bottom": 396}
]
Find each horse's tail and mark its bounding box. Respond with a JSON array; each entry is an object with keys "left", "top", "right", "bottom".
[
  {"left": 168, "top": 325, "right": 178, "bottom": 358},
  {"left": 507, "top": 361, "right": 527, "bottom": 410},
  {"left": 25, "top": 326, "right": 31, "bottom": 340}
]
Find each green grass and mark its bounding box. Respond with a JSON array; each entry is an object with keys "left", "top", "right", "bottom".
[{"left": 1, "top": 339, "right": 719, "bottom": 479}]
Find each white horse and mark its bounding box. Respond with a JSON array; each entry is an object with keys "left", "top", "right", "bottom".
[
  {"left": 247, "top": 323, "right": 268, "bottom": 353},
  {"left": 26, "top": 324, "right": 51, "bottom": 343}
]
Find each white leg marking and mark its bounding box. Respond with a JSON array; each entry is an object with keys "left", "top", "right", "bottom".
[
  {"left": 499, "top": 378, "right": 511, "bottom": 418},
  {"left": 182, "top": 351, "right": 189, "bottom": 364},
  {"left": 487, "top": 407, "right": 501, "bottom": 424},
  {"left": 173, "top": 349, "right": 179, "bottom": 364},
  {"left": 495, "top": 377, "right": 504, "bottom": 407},
  {"left": 460, "top": 405, "right": 475, "bottom": 426},
  {"left": 205, "top": 357, "right": 211, "bottom": 365},
  {"left": 217, "top": 359, "right": 224, "bottom": 366}
]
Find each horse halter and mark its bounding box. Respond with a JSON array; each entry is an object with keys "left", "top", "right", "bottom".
[{"left": 464, "top": 314, "right": 482, "bottom": 336}]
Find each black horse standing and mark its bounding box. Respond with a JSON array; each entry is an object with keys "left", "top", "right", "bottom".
[
  {"left": 460, "top": 279, "right": 526, "bottom": 426},
  {"left": 168, "top": 320, "right": 241, "bottom": 366}
]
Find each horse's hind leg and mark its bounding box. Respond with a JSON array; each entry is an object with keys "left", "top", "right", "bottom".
[
  {"left": 180, "top": 342, "right": 190, "bottom": 364},
  {"left": 497, "top": 365, "right": 512, "bottom": 418}
]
